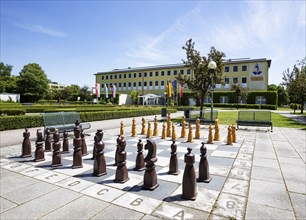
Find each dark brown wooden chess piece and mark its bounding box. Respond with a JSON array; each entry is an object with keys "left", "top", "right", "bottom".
[
  {"left": 62, "top": 130, "right": 69, "bottom": 154},
  {"left": 114, "top": 135, "right": 129, "bottom": 183},
  {"left": 51, "top": 129, "right": 62, "bottom": 167},
  {"left": 44, "top": 128, "right": 52, "bottom": 152},
  {"left": 134, "top": 139, "right": 145, "bottom": 171},
  {"left": 93, "top": 129, "right": 107, "bottom": 176},
  {"left": 72, "top": 121, "right": 83, "bottom": 169},
  {"left": 168, "top": 140, "right": 180, "bottom": 175},
  {"left": 182, "top": 147, "right": 197, "bottom": 200},
  {"left": 21, "top": 128, "right": 32, "bottom": 158},
  {"left": 197, "top": 142, "right": 212, "bottom": 183},
  {"left": 34, "top": 129, "right": 45, "bottom": 162},
  {"left": 113, "top": 135, "right": 120, "bottom": 166},
  {"left": 92, "top": 130, "right": 99, "bottom": 160},
  {"left": 81, "top": 130, "right": 88, "bottom": 156},
  {"left": 142, "top": 139, "right": 159, "bottom": 190}
]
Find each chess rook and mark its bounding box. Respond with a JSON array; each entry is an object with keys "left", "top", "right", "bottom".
[
  {"left": 34, "top": 129, "right": 45, "bottom": 162},
  {"left": 93, "top": 129, "right": 107, "bottom": 176},
  {"left": 21, "top": 128, "right": 32, "bottom": 158},
  {"left": 143, "top": 139, "right": 159, "bottom": 190},
  {"left": 182, "top": 147, "right": 197, "bottom": 200},
  {"left": 197, "top": 142, "right": 212, "bottom": 183},
  {"left": 134, "top": 139, "right": 145, "bottom": 171}
]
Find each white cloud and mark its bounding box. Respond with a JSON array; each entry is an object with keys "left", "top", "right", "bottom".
[{"left": 14, "top": 22, "right": 65, "bottom": 37}]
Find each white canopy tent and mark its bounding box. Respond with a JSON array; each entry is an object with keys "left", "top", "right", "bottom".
[{"left": 138, "top": 93, "right": 162, "bottom": 106}]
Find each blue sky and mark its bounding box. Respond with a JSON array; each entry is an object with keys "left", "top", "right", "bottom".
[{"left": 1, "top": 0, "right": 305, "bottom": 88}]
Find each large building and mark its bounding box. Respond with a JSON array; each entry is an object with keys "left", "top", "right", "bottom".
[{"left": 95, "top": 58, "right": 271, "bottom": 97}]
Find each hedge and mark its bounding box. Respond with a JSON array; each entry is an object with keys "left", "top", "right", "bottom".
[{"left": 0, "top": 109, "right": 26, "bottom": 116}]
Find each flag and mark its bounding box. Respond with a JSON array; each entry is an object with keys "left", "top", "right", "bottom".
[
  {"left": 172, "top": 80, "right": 177, "bottom": 99},
  {"left": 105, "top": 84, "right": 108, "bottom": 98},
  {"left": 179, "top": 83, "right": 183, "bottom": 98},
  {"left": 167, "top": 80, "right": 172, "bottom": 97},
  {"left": 111, "top": 84, "right": 116, "bottom": 98},
  {"left": 95, "top": 83, "right": 100, "bottom": 98}
]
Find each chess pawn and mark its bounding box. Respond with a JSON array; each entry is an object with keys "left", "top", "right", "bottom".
[
  {"left": 207, "top": 124, "right": 214, "bottom": 144},
  {"left": 147, "top": 121, "right": 152, "bottom": 138},
  {"left": 153, "top": 116, "right": 158, "bottom": 136},
  {"left": 167, "top": 119, "right": 172, "bottom": 137},
  {"left": 181, "top": 115, "right": 186, "bottom": 127},
  {"left": 114, "top": 135, "right": 129, "bottom": 183},
  {"left": 181, "top": 119, "right": 186, "bottom": 138},
  {"left": 93, "top": 129, "right": 107, "bottom": 176},
  {"left": 34, "top": 129, "right": 45, "bottom": 162},
  {"left": 134, "top": 139, "right": 145, "bottom": 171},
  {"left": 195, "top": 118, "right": 200, "bottom": 139},
  {"left": 232, "top": 124, "right": 237, "bottom": 143},
  {"left": 21, "top": 128, "right": 32, "bottom": 158},
  {"left": 172, "top": 123, "right": 177, "bottom": 141},
  {"left": 131, "top": 118, "right": 137, "bottom": 137},
  {"left": 187, "top": 124, "right": 193, "bottom": 143},
  {"left": 51, "top": 129, "right": 62, "bottom": 167},
  {"left": 81, "top": 130, "right": 88, "bottom": 156},
  {"left": 182, "top": 147, "right": 197, "bottom": 200},
  {"left": 141, "top": 117, "right": 146, "bottom": 135},
  {"left": 62, "top": 130, "right": 69, "bottom": 154},
  {"left": 197, "top": 142, "right": 212, "bottom": 183},
  {"left": 143, "top": 139, "right": 159, "bottom": 190},
  {"left": 227, "top": 125, "right": 233, "bottom": 145},
  {"left": 120, "top": 121, "right": 124, "bottom": 136},
  {"left": 72, "top": 121, "right": 83, "bottom": 168},
  {"left": 168, "top": 141, "right": 180, "bottom": 175},
  {"left": 44, "top": 128, "right": 52, "bottom": 152},
  {"left": 161, "top": 122, "right": 167, "bottom": 139},
  {"left": 214, "top": 119, "right": 221, "bottom": 141}
]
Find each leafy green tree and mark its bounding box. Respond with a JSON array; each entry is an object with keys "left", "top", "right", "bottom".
[
  {"left": 0, "top": 62, "right": 13, "bottom": 77},
  {"left": 79, "top": 85, "right": 92, "bottom": 101},
  {"left": 282, "top": 57, "right": 306, "bottom": 113},
  {"left": 0, "top": 62, "right": 19, "bottom": 94},
  {"left": 267, "top": 84, "right": 277, "bottom": 91},
  {"left": 268, "top": 84, "right": 289, "bottom": 107},
  {"left": 231, "top": 84, "right": 248, "bottom": 109},
  {"left": 176, "top": 39, "right": 226, "bottom": 117},
  {"left": 130, "top": 90, "right": 138, "bottom": 104},
  {"left": 17, "top": 63, "right": 49, "bottom": 102}
]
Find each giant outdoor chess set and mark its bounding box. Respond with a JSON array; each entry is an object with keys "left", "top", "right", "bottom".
[{"left": 0, "top": 114, "right": 255, "bottom": 219}]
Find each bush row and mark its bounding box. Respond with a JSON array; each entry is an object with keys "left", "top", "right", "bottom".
[
  {"left": 1, "top": 109, "right": 26, "bottom": 116},
  {"left": 203, "top": 103, "right": 277, "bottom": 110},
  {"left": 289, "top": 103, "right": 303, "bottom": 110}
]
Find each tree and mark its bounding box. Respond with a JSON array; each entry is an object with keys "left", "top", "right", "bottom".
[
  {"left": 268, "top": 84, "right": 289, "bottom": 107},
  {"left": 0, "top": 62, "right": 13, "bottom": 77},
  {"left": 0, "top": 62, "right": 19, "bottom": 94},
  {"left": 130, "top": 90, "right": 138, "bottom": 104},
  {"left": 17, "top": 63, "right": 49, "bottom": 102},
  {"left": 267, "top": 84, "right": 277, "bottom": 91},
  {"left": 176, "top": 39, "right": 226, "bottom": 117},
  {"left": 79, "top": 85, "right": 92, "bottom": 101},
  {"left": 282, "top": 57, "right": 306, "bottom": 113},
  {"left": 231, "top": 84, "right": 248, "bottom": 109}
]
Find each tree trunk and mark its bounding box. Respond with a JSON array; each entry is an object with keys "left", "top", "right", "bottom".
[
  {"left": 301, "top": 97, "right": 304, "bottom": 114},
  {"left": 200, "top": 91, "right": 205, "bottom": 119}
]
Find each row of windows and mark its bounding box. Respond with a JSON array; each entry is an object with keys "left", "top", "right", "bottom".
[
  {"left": 224, "top": 77, "right": 247, "bottom": 84},
  {"left": 103, "top": 80, "right": 171, "bottom": 88},
  {"left": 224, "top": 65, "right": 247, "bottom": 73},
  {"left": 101, "top": 69, "right": 191, "bottom": 80}
]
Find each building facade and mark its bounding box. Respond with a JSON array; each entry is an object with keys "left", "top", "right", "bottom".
[{"left": 95, "top": 58, "right": 271, "bottom": 97}]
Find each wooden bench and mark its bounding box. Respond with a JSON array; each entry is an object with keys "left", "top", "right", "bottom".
[
  {"left": 236, "top": 110, "right": 273, "bottom": 132},
  {"left": 42, "top": 112, "right": 91, "bottom": 135},
  {"left": 187, "top": 110, "right": 218, "bottom": 125}
]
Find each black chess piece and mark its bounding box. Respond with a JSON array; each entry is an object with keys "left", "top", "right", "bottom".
[
  {"left": 34, "top": 129, "right": 45, "bottom": 162},
  {"left": 197, "top": 142, "right": 212, "bottom": 183},
  {"left": 72, "top": 121, "right": 83, "bottom": 169},
  {"left": 182, "top": 147, "right": 197, "bottom": 200},
  {"left": 21, "top": 128, "right": 32, "bottom": 158},
  {"left": 51, "top": 130, "right": 62, "bottom": 167},
  {"left": 142, "top": 139, "right": 159, "bottom": 190},
  {"left": 113, "top": 135, "right": 120, "bottom": 166},
  {"left": 44, "top": 128, "right": 52, "bottom": 152},
  {"left": 114, "top": 135, "right": 129, "bottom": 183},
  {"left": 81, "top": 130, "right": 88, "bottom": 156},
  {"left": 134, "top": 139, "right": 145, "bottom": 171},
  {"left": 168, "top": 140, "right": 180, "bottom": 175},
  {"left": 62, "top": 130, "right": 69, "bottom": 154},
  {"left": 93, "top": 129, "right": 107, "bottom": 176},
  {"left": 92, "top": 130, "right": 98, "bottom": 160}
]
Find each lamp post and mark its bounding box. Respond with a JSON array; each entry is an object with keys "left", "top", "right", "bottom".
[{"left": 208, "top": 61, "right": 217, "bottom": 121}]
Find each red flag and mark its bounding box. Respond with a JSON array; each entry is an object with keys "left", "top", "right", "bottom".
[
  {"left": 180, "top": 83, "right": 183, "bottom": 98},
  {"left": 167, "top": 80, "right": 172, "bottom": 97}
]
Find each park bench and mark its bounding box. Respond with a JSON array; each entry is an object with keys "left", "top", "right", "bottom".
[
  {"left": 187, "top": 110, "right": 218, "bottom": 125},
  {"left": 42, "top": 112, "right": 91, "bottom": 135},
  {"left": 236, "top": 110, "right": 273, "bottom": 132}
]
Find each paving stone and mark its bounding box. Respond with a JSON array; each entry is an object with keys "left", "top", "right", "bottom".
[
  {"left": 232, "top": 158, "right": 252, "bottom": 169},
  {"left": 251, "top": 165, "right": 283, "bottom": 183},
  {"left": 248, "top": 179, "right": 293, "bottom": 211},
  {"left": 222, "top": 178, "right": 249, "bottom": 197},
  {"left": 0, "top": 197, "right": 17, "bottom": 213},
  {"left": 197, "top": 175, "right": 226, "bottom": 192},
  {"left": 245, "top": 202, "right": 295, "bottom": 219},
  {"left": 55, "top": 176, "right": 95, "bottom": 192},
  {"left": 209, "top": 165, "right": 231, "bottom": 177},
  {"left": 290, "top": 192, "right": 306, "bottom": 220},
  {"left": 141, "top": 214, "right": 161, "bottom": 220},
  {"left": 253, "top": 150, "right": 277, "bottom": 159},
  {"left": 35, "top": 170, "right": 70, "bottom": 184},
  {"left": 92, "top": 204, "right": 144, "bottom": 219},
  {"left": 41, "top": 195, "right": 109, "bottom": 219},
  {"left": 0, "top": 188, "right": 82, "bottom": 219},
  {"left": 228, "top": 166, "right": 251, "bottom": 181},
  {"left": 252, "top": 157, "right": 279, "bottom": 169}
]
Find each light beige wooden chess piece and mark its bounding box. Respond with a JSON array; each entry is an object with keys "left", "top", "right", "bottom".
[
  {"left": 147, "top": 121, "right": 152, "bottom": 138},
  {"left": 207, "top": 124, "right": 214, "bottom": 144},
  {"left": 167, "top": 112, "right": 172, "bottom": 137},
  {"left": 195, "top": 117, "right": 200, "bottom": 139},
  {"left": 153, "top": 116, "right": 158, "bottom": 136},
  {"left": 227, "top": 125, "right": 233, "bottom": 145},
  {"left": 131, "top": 118, "right": 137, "bottom": 137},
  {"left": 231, "top": 123, "right": 236, "bottom": 143},
  {"left": 120, "top": 121, "right": 124, "bottom": 136},
  {"left": 181, "top": 118, "right": 186, "bottom": 138},
  {"left": 213, "top": 119, "right": 220, "bottom": 141},
  {"left": 161, "top": 122, "right": 167, "bottom": 139},
  {"left": 187, "top": 123, "right": 193, "bottom": 142},
  {"left": 172, "top": 123, "right": 177, "bottom": 141},
  {"left": 141, "top": 117, "right": 146, "bottom": 135}
]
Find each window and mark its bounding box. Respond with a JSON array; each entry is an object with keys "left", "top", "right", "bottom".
[
  {"left": 106, "top": 76, "right": 108, "bottom": 80},
  {"left": 134, "top": 73, "right": 136, "bottom": 78},
  {"left": 180, "top": 69, "right": 184, "bottom": 75},
  {"left": 224, "top": 77, "right": 229, "bottom": 84},
  {"left": 119, "top": 74, "right": 122, "bottom": 79},
  {"left": 161, "top": 81, "right": 165, "bottom": 86},
  {"left": 220, "top": 96, "right": 229, "bottom": 103},
  {"left": 161, "top": 71, "right": 165, "bottom": 76},
  {"left": 144, "top": 82, "right": 147, "bottom": 86},
  {"left": 144, "top": 72, "right": 147, "bottom": 77},
  {"left": 139, "top": 73, "right": 142, "bottom": 77},
  {"left": 233, "top": 66, "right": 238, "bottom": 72},
  {"left": 128, "top": 74, "right": 131, "bottom": 78},
  {"left": 110, "top": 75, "right": 113, "bottom": 80},
  {"left": 149, "top": 72, "right": 153, "bottom": 77},
  {"left": 167, "top": 70, "right": 171, "bottom": 76},
  {"left": 133, "top": 82, "right": 136, "bottom": 87},
  {"left": 242, "top": 65, "right": 247, "bottom": 71},
  {"left": 118, "top": 83, "right": 121, "bottom": 87},
  {"left": 242, "top": 77, "right": 247, "bottom": 83},
  {"left": 255, "top": 96, "right": 266, "bottom": 104},
  {"left": 174, "top": 70, "right": 177, "bottom": 75},
  {"left": 128, "top": 82, "right": 131, "bottom": 87},
  {"left": 114, "top": 75, "right": 117, "bottom": 79},
  {"left": 138, "top": 82, "right": 141, "bottom": 86},
  {"left": 187, "top": 69, "right": 191, "bottom": 74},
  {"left": 123, "top": 82, "right": 126, "bottom": 87},
  {"left": 149, "top": 81, "right": 152, "bottom": 86},
  {"left": 224, "top": 66, "right": 229, "bottom": 72},
  {"left": 124, "top": 74, "right": 126, "bottom": 79},
  {"left": 155, "top": 81, "right": 158, "bottom": 86},
  {"left": 101, "top": 76, "right": 104, "bottom": 80},
  {"left": 155, "top": 71, "right": 159, "bottom": 76},
  {"left": 233, "top": 77, "right": 238, "bottom": 84}
]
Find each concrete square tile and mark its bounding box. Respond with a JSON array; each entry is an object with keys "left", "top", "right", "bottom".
[
  {"left": 251, "top": 165, "right": 283, "bottom": 183},
  {"left": 55, "top": 176, "right": 95, "bottom": 192},
  {"left": 290, "top": 192, "right": 306, "bottom": 220},
  {"left": 92, "top": 204, "right": 144, "bottom": 219},
  {"left": 0, "top": 197, "right": 17, "bottom": 213},
  {"left": 222, "top": 178, "right": 249, "bottom": 197},
  {"left": 81, "top": 184, "right": 125, "bottom": 202}
]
